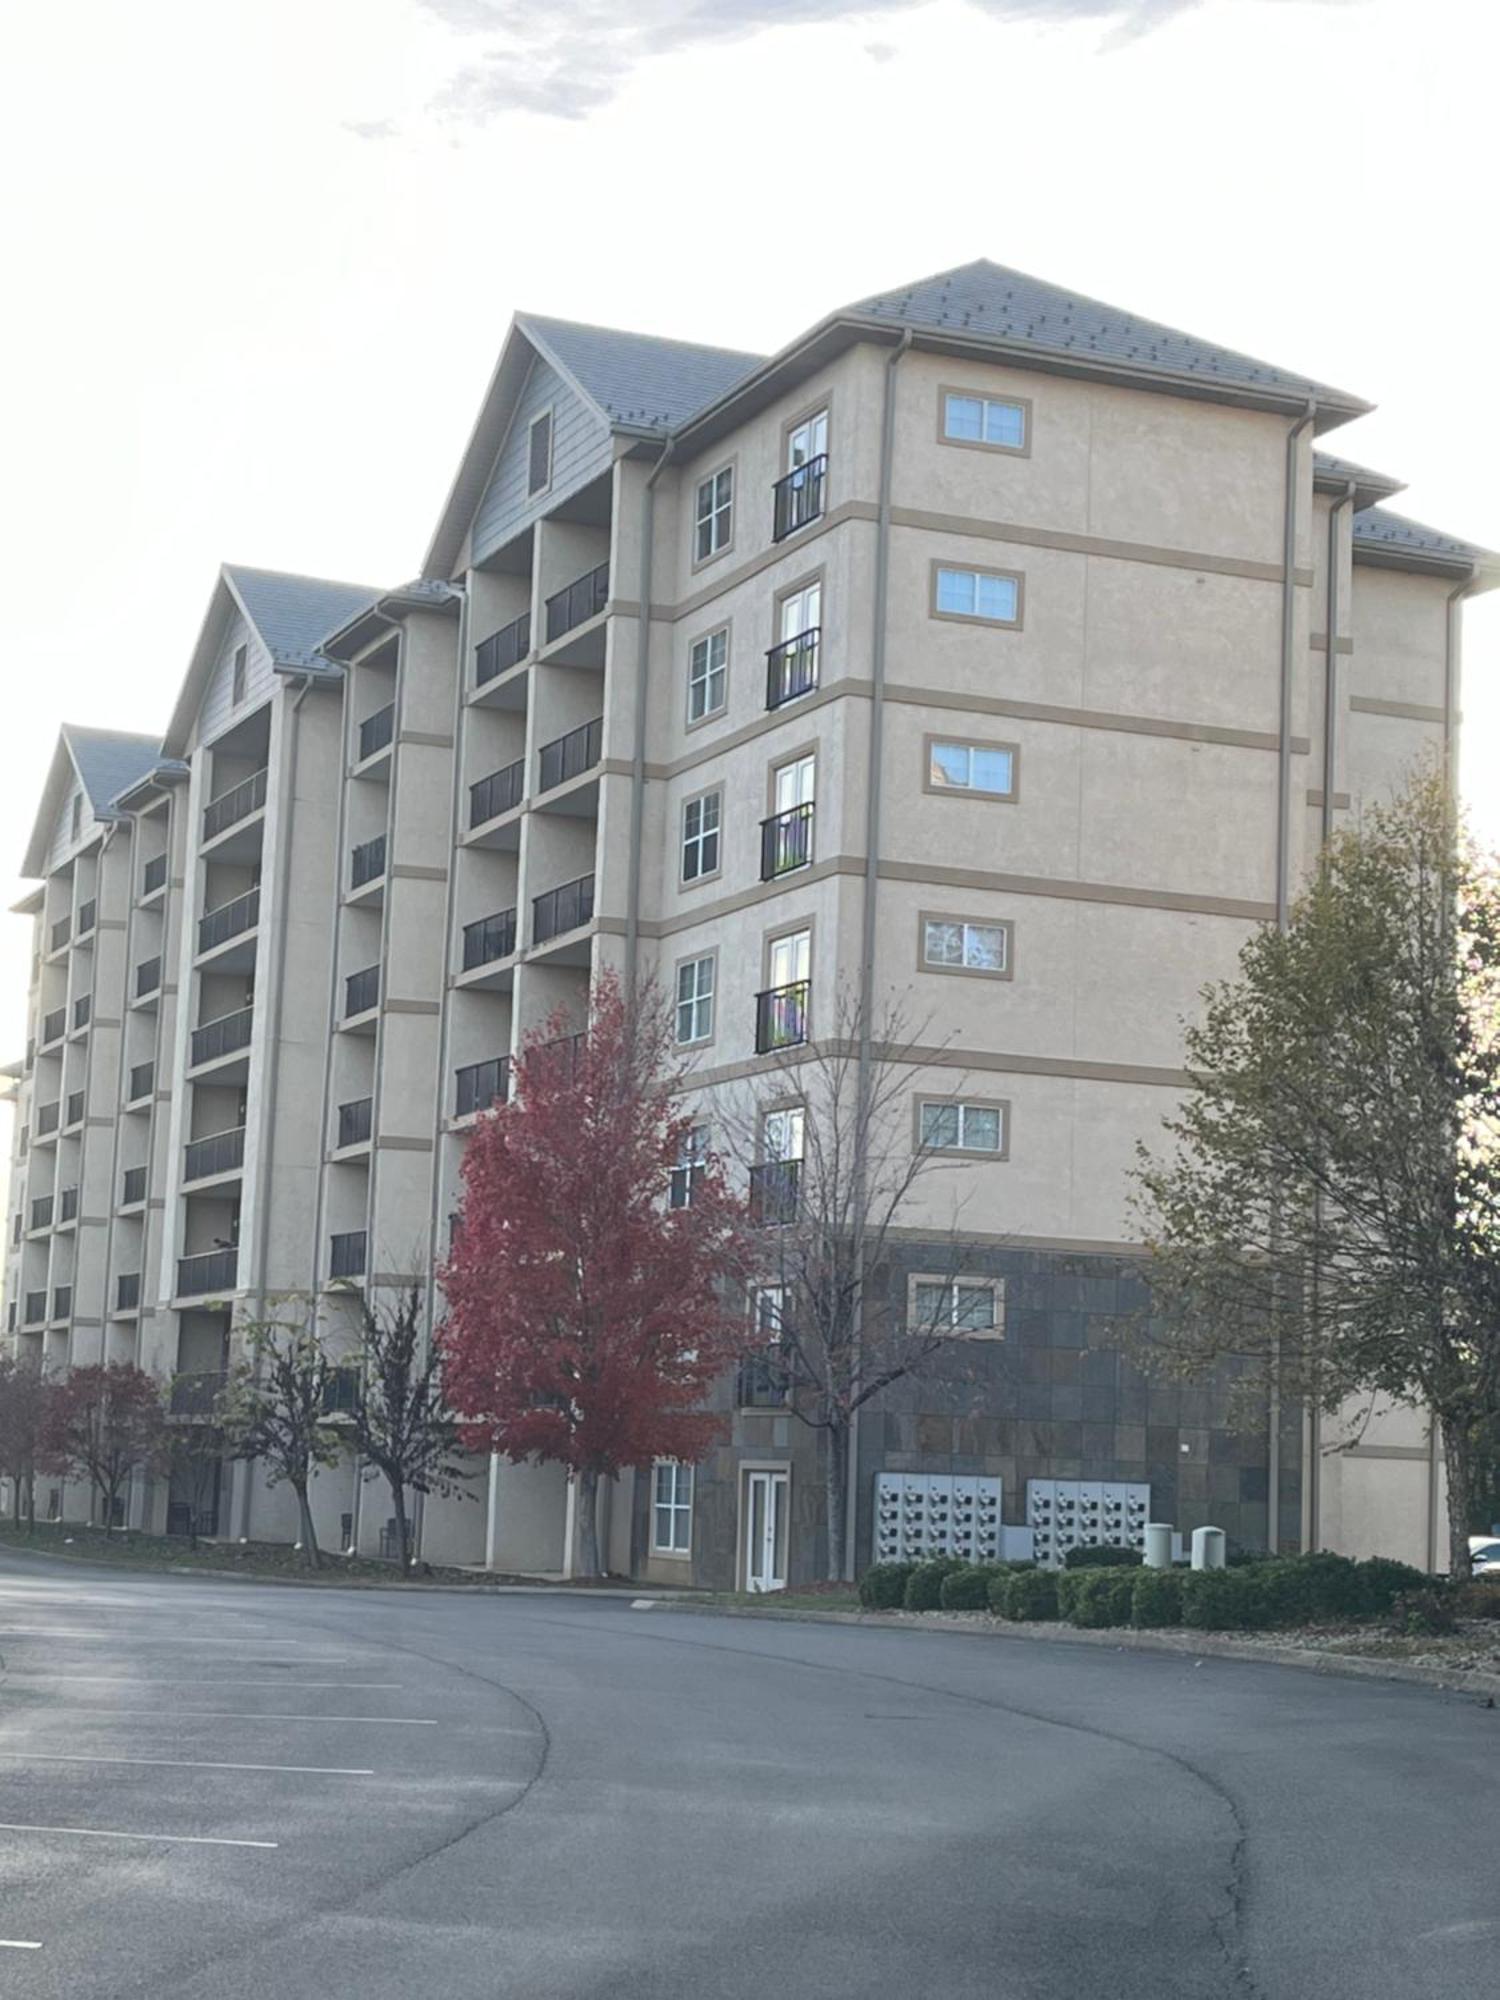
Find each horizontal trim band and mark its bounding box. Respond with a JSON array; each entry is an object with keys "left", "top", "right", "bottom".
[
  {"left": 389, "top": 864, "right": 449, "bottom": 883},
  {"left": 889, "top": 503, "right": 1304, "bottom": 586},
  {"left": 383, "top": 999, "right": 441, "bottom": 1017},
  {"left": 876, "top": 859, "right": 1273, "bottom": 921},
  {"left": 681, "top": 1036, "right": 1188, "bottom": 1095},
  {"left": 374, "top": 1135, "right": 434, "bottom": 1153},
  {"left": 1348, "top": 695, "right": 1447, "bottom": 724},
  {"left": 397, "top": 730, "right": 455, "bottom": 750}
]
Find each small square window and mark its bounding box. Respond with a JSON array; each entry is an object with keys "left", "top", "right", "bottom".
[
  {"left": 935, "top": 566, "right": 1020, "bottom": 625},
  {"left": 922, "top": 917, "right": 1009, "bottom": 975},
  {"left": 681, "top": 791, "right": 721, "bottom": 884},
  {"left": 688, "top": 628, "right": 728, "bottom": 723},
  {"left": 652, "top": 1460, "right": 694, "bottom": 1554},
  {"left": 675, "top": 954, "right": 715, "bottom": 1045},
  {"left": 231, "top": 644, "right": 248, "bottom": 707},
  {"left": 920, "top": 1099, "right": 1005, "bottom": 1154},
  {"left": 928, "top": 740, "right": 1016, "bottom": 798},
  {"left": 943, "top": 391, "right": 1027, "bottom": 452},
  {"left": 694, "top": 466, "right": 733, "bottom": 563},
  {"left": 911, "top": 1276, "right": 1003, "bottom": 1337},
  {"left": 527, "top": 411, "right": 553, "bottom": 497}
]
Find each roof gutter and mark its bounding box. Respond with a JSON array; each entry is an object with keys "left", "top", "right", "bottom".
[{"left": 624, "top": 438, "right": 677, "bottom": 995}]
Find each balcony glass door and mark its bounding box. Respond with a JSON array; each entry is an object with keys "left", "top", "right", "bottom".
[
  {"left": 780, "top": 582, "right": 820, "bottom": 647},
  {"left": 774, "top": 756, "right": 815, "bottom": 816},
  {"left": 768, "top": 929, "right": 810, "bottom": 994},
  {"left": 762, "top": 1104, "right": 804, "bottom": 1165},
  {"left": 743, "top": 1469, "right": 789, "bottom": 1593},
  {"left": 787, "top": 409, "right": 828, "bottom": 471}
]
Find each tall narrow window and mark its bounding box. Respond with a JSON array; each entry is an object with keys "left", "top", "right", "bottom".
[
  {"left": 681, "top": 791, "right": 721, "bottom": 884},
  {"left": 694, "top": 467, "right": 733, "bottom": 562},
  {"left": 675, "top": 954, "right": 715, "bottom": 1045},
  {"left": 231, "top": 643, "right": 248, "bottom": 707},
  {"left": 688, "top": 628, "right": 728, "bottom": 723},
  {"left": 527, "top": 410, "right": 553, "bottom": 497},
  {"left": 652, "top": 1461, "right": 694, "bottom": 1554},
  {"left": 670, "top": 1123, "right": 709, "bottom": 1209}
]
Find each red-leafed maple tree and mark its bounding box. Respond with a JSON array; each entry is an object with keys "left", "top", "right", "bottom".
[
  {"left": 44, "top": 1362, "right": 167, "bottom": 1531},
  {"left": 439, "top": 974, "right": 747, "bottom": 1575}
]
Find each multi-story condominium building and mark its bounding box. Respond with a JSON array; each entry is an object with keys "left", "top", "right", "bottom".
[{"left": 4, "top": 260, "right": 1493, "bottom": 1580}]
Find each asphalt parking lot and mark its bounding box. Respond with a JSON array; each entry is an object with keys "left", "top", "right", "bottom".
[{"left": 1, "top": 1550, "right": 1497, "bottom": 1998}]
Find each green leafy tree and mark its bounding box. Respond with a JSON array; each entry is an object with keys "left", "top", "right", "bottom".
[
  {"left": 347, "top": 1283, "right": 472, "bottom": 1571},
  {"left": 218, "top": 1310, "right": 342, "bottom": 1568},
  {"left": 1130, "top": 769, "right": 1500, "bottom": 1573}
]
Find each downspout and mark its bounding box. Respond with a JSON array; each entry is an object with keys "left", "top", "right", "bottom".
[
  {"left": 848, "top": 328, "right": 912, "bottom": 1580},
  {"left": 624, "top": 440, "right": 677, "bottom": 997}
]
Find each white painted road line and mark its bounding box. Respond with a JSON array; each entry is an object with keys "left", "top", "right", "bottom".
[
  {"left": 0, "top": 1941, "right": 43, "bottom": 1951},
  {"left": 27, "top": 1705, "right": 438, "bottom": 1726},
  {"left": 0, "top": 1823, "right": 278, "bottom": 1849},
  {"left": 4, "top": 1676, "right": 405, "bottom": 1690},
  {"left": 0, "top": 1630, "right": 357, "bottom": 1653},
  {"left": 0, "top": 1752, "right": 374, "bottom": 1776}
]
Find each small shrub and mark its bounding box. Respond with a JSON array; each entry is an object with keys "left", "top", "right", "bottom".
[
  {"left": 939, "top": 1564, "right": 1003, "bottom": 1612},
  {"left": 1130, "top": 1567, "right": 1183, "bottom": 1628},
  {"left": 1356, "top": 1557, "right": 1431, "bottom": 1616},
  {"left": 903, "top": 1557, "right": 966, "bottom": 1611},
  {"left": 1058, "top": 1567, "right": 1135, "bottom": 1628},
  {"left": 1062, "top": 1542, "right": 1144, "bottom": 1570},
  {"left": 1390, "top": 1588, "right": 1458, "bottom": 1637},
  {"left": 858, "top": 1562, "right": 916, "bottom": 1611},
  {"left": 1453, "top": 1580, "right": 1500, "bottom": 1620},
  {"left": 1181, "top": 1566, "right": 1273, "bottom": 1631},
  {"left": 998, "top": 1567, "right": 1058, "bottom": 1620}
]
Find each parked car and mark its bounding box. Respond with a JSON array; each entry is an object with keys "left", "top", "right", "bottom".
[{"left": 1468, "top": 1536, "right": 1500, "bottom": 1579}]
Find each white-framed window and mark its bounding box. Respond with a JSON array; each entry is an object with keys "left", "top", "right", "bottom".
[
  {"left": 787, "top": 408, "right": 828, "bottom": 471},
  {"left": 920, "top": 1099, "right": 1005, "bottom": 1155},
  {"left": 928, "top": 740, "right": 1015, "bottom": 798},
  {"left": 652, "top": 1460, "right": 694, "bottom": 1554},
  {"left": 688, "top": 627, "right": 728, "bottom": 723},
  {"left": 694, "top": 467, "right": 733, "bottom": 562},
  {"left": 943, "top": 392, "right": 1027, "bottom": 451},
  {"left": 675, "top": 954, "right": 715, "bottom": 1045},
  {"left": 751, "top": 1284, "right": 786, "bottom": 1340},
  {"left": 681, "top": 790, "right": 721, "bottom": 883},
  {"left": 935, "top": 566, "right": 1020, "bottom": 625},
  {"left": 910, "top": 1276, "right": 1003, "bottom": 1337},
  {"left": 527, "top": 410, "right": 553, "bottom": 497},
  {"left": 761, "top": 1104, "right": 804, "bottom": 1164},
  {"left": 670, "top": 1121, "right": 709, "bottom": 1209},
  {"left": 231, "top": 644, "right": 248, "bottom": 707},
  {"left": 922, "top": 917, "right": 1010, "bottom": 975}
]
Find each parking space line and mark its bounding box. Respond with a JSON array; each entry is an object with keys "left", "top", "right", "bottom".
[
  {"left": 0, "top": 1941, "right": 43, "bottom": 1951},
  {"left": 0, "top": 1752, "right": 374, "bottom": 1776},
  {"left": 4, "top": 1676, "right": 405, "bottom": 1690},
  {"left": 0, "top": 1823, "right": 278, "bottom": 1849},
  {"left": 24, "top": 1705, "right": 439, "bottom": 1725}
]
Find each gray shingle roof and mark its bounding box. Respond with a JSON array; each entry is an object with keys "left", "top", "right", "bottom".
[
  {"left": 1352, "top": 506, "right": 1490, "bottom": 566},
  {"left": 223, "top": 565, "right": 380, "bottom": 667},
  {"left": 61, "top": 725, "right": 162, "bottom": 815},
  {"left": 518, "top": 315, "right": 764, "bottom": 432},
  {"left": 846, "top": 259, "right": 1366, "bottom": 408},
  {"left": 1314, "top": 450, "right": 1402, "bottom": 490}
]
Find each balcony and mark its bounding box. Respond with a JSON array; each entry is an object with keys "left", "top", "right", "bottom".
[
  {"left": 40, "top": 1006, "right": 65, "bottom": 1047},
  {"left": 36, "top": 1100, "right": 60, "bottom": 1137},
  {"left": 350, "top": 834, "right": 387, "bottom": 890},
  {"left": 191, "top": 1004, "right": 253, "bottom": 1069},
  {"left": 357, "top": 703, "right": 396, "bottom": 763},
  {"left": 135, "top": 955, "right": 162, "bottom": 999},
  {"left": 532, "top": 873, "right": 594, "bottom": 946},
  {"left": 322, "top": 1367, "right": 361, "bottom": 1417},
  {"left": 64, "top": 1090, "right": 85, "bottom": 1129},
  {"left": 29, "top": 1195, "right": 53, "bottom": 1232},
  {"left": 127, "top": 1061, "right": 155, "bottom": 1105},
  {"left": 177, "top": 1248, "right": 238, "bottom": 1298},
  {"left": 476, "top": 610, "right": 531, "bottom": 686},
  {"left": 121, "top": 1165, "right": 147, "bottom": 1206},
  {"left": 58, "top": 1186, "right": 79, "bottom": 1224},
  {"left": 202, "top": 767, "right": 268, "bottom": 844},
  {"left": 170, "top": 1369, "right": 226, "bottom": 1417},
  {"left": 184, "top": 1126, "right": 246, "bottom": 1184},
  {"left": 337, "top": 1097, "right": 373, "bottom": 1149},
  {"left": 72, "top": 993, "right": 92, "bottom": 1032},
  {"left": 470, "top": 758, "right": 525, "bottom": 830},
  {"left": 455, "top": 1057, "right": 509, "bottom": 1118},
  {"left": 760, "top": 802, "right": 814, "bottom": 880},
  {"left": 755, "top": 979, "right": 810, "bottom": 1053},
  {"left": 765, "top": 626, "right": 820, "bottom": 709},
  {"left": 462, "top": 907, "right": 517, "bottom": 971},
  {"left": 330, "top": 1230, "right": 368, "bottom": 1280},
  {"left": 544, "top": 561, "right": 609, "bottom": 645},
  {"left": 537, "top": 717, "right": 602, "bottom": 794},
  {"left": 748, "top": 1159, "right": 801, "bottom": 1226},
  {"left": 198, "top": 887, "right": 259, "bottom": 957},
  {"left": 24, "top": 1291, "right": 47, "bottom": 1327},
  {"left": 772, "top": 453, "right": 827, "bottom": 542},
  {"left": 345, "top": 964, "right": 380, "bottom": 1019},
  {"left": 50, "top": 915, "right": 72, "bottom": 953},
  {"left": 142, "top": 853, "right": 168, "bottom": 898},
  {"left": 77, "top": 898, "right": 96, "bottom": 938},
  {"left": 51, "top": 1287, "right": 73, "bottom": 1322},
  {"left": 116, "top": 1272, "right": 141, "bottom": 1313}
]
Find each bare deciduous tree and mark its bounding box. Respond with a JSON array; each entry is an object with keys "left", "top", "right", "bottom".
[{"left": 347, "top": 1282, "right": 473, "bottom": 1571}]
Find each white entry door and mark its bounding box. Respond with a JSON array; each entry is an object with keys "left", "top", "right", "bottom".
[{"left": 744, "top": 1470, "right": 789, "bottom": 1593}]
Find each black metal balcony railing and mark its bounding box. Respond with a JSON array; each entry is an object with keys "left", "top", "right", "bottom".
[
  {"left": 202, "top": 766, "right": 268, "bottom": 843},
  {"left": 142, "top": 853, "right": 168, "bottom": 897},
  {"left": 760, "top": 802, "right": 815, "bottom": 880},
  {"left": 59, "top": 1186, "right": 79, "bottom": 1223},
  {"left": 41, "top": 1007, "right": 65, "bottom": 1046},
  {"left": 330, "top": 1230, "right": 368, "bottom": 1280},
  {"left": 24, "top": 1291, "right": 47, "bottom": 1326},
  {"left": 462, "top": 907, "right": 517, "bottom": 971},
  {"left": 198, "top": 887, "right": 259, "bottom": 956},
  {"left": 184, "top": 1126, "right": 246, "bottom": 1183},
  {"left": 177, "top": 1248, "right": 238, "bottom": 1298},
  {"left": 470, "top": 757, "right": 525, "bottom": 827},
  {"left": 72, "top": 993, "right": 92, "bottom": 1031},
  {"left": 772, "top": 452, "right": 827, "bottom": 542},
  {"left": 748, "top": 1159, "right": 801, "bottom": 1226},
  {"left": 765, "top": 626, "right": 820, "bottom": 709},
  {"left": 475, "top": 610, "right": 531, "bottom": 685},
  {"left": 127, "top": 1061, "right": 155, "bottom": 1104},
  {"left": 51, "top": 1287, "right": 72, "bottom": 1322},
  {"left": 537, "top": 716, "right": 603, "bottom": 793},
  {"left": 532, "top": 873, "right": 595, "bottom": 946},
  {"left": 544, "top": 561, "right": 609, "bottom": 645},
  {"left": 191, "top": 1005, "right": 253, "bottom": 1068},
  {"left": 50, "top": 915, "right": 72, "bottom": 953},
  {"left": 337, "top": 1097, "right": 373, "bottom": 1148},
  {"left": 116, "top": 1272, "right": 141, "bottom": 1313},
  {"left": 65, "top": 1090, "right": 85, "bottom": 1128},
  {"left": 358, "top": 703, "right": 396, "bottom": 762},
  {"left": 170, "top": 1369, "right": 226, "bottom": 1417},
  {"left": 351, "top": 834, "right": 387, "bottom": 889},
  {"left": 29, "top": 1195, "right": 53, "bottom": 1231},
  {"left": 136, "top": 955, "right": 162, "bottom": 998},
  {"left": 36, "top": 1100, "right": 60, "bottom": 1136},
  {"left": 345, "top": 964, "right": 380, "bottom": 1018},
  {"left": 77, "top": 898, "right": 96, "bottom": 937},
  {"left": 738, "top": 1349, "right": 792, "bottom": 1408},
  {"left": 122, "top": 1165, "right": 148, "bottom": 1206},
  {"left": 754, "top": 979, "right": 810, "bottom": 1054},
  {"left": 455, "top": 1057, "right": 510, "bottom": 1118},
  {"left": 322, "top": 1367, "right": 361, "bottom": 1417}
]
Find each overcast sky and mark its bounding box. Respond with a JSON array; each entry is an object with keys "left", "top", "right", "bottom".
[{"left": 1, "top": 0, "right": 1496, "bottom": 1091}]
